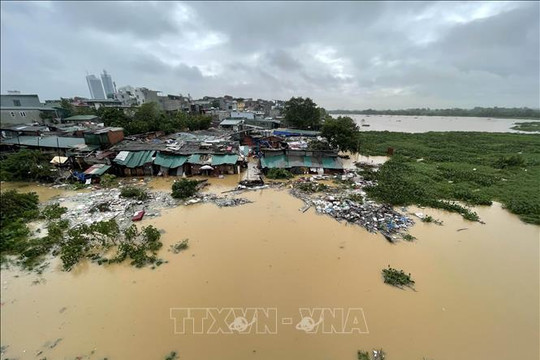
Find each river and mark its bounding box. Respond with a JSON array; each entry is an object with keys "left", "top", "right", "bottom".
[
  {"left": 333, "top": 114, "right": 539, "bottom": 133},
  {"left": 1, "top": 181, "right": 538, "bottom": 360}
]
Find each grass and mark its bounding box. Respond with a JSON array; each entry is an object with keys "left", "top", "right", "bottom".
[{"left": 357, "top": 132, "right": 540, "bottom": 224}]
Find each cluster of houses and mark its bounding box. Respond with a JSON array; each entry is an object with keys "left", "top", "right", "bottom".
[
  {"left": 0, "top": 91, "right": 285, "bottom": 127},
  {"left": 1, "top": 117, "right": 344, "bottom": 184},
  {"left": 1, "top": 91, "right": 345, "bottom": 184}
]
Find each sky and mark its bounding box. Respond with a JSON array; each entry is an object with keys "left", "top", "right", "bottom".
[{"left": 1, "top": 1, "right": 539, "bottom": 109}]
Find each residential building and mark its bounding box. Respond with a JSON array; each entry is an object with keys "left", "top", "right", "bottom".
[
  {"left": 86, "top": 74, "right": 106, "bottom": 99},
  {"left": 0, "top": 94, "right": 57, "bottom": 125},
  {"left": 133, "top": 87, "right": 160, "bottom": 106}
]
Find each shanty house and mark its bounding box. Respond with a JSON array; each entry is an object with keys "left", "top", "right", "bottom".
[
  {"left": 260, "top": 150, "right": 343, "bottom": 175},
  {"left": 83, "top": 127, "right": 124, "bottom": 149},
  {"left": 113, "top": 150, "right": 155, "bottom": 176},
  {"left": 154, "top": 153, "right": 189, "bottom": 176}
]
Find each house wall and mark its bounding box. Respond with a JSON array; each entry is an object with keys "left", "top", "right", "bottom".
[
  {"left": 0, "top": 109, "right": 43, "bottom": 125},
  {"left": 107, "top": 130, "right": 124, "bottom": 145}
]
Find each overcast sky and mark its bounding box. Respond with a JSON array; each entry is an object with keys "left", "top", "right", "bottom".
[{"left": 1, "top": 1, "right": 539, "bottom": 109}]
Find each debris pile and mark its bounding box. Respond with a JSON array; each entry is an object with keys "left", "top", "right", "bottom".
[
  {"left": 186, "top": 193, "right": 252, "bottom": 207},
  {"left": 290, "top": 172, "right": 414, "bottom": 241},
  {"left": 52, "top": 188, "right": 179, "bottom": 230},
  {"left": 311, "top": 196, "right": 412, "bottom": 235}
]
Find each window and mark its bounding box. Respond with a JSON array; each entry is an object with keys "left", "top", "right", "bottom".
[{"left": 13, "top": 100, "right": 21, "bottom": 106}]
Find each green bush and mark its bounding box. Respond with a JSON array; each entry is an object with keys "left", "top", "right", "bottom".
[
  {"left": 41, "top": 203, "right": 67, "bottom": 220},
  {"left": 171, "top": 179, "right": 198, "bottom": 199},
  {"left": 266, "top": 168, "right": 294, "bottom": 179},
  {"left": 0, "top": 190, "right": 40, "bottom": 254},
  {"left": 100, "top": 174, "right": 117, "bottom": 187},
  {"left": 120, "top": 186, "right": 148, "bottom": 200}
]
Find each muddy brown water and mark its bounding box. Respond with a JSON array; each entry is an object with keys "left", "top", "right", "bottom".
[{"left": 1, "top": 182, "right": 539, "bottom": 359}]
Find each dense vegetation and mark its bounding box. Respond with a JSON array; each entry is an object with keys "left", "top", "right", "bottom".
[
  {"left": 0, "top": 150, "right": 55, "bottom": 182},
  {"left": 329, "top": 107, "right": 540, "bottom": 119},
  {"left": 357, "top": 132, "right": 540, "bottom": 224},
  {"left": 0, "top": 190, "right": 40, "bottom": 255},
  {"left": 511, "top": 121, "right": 540, "bottom": 132},
  {"left": 0, "top": 190, "right": 169, "bottom": 270}
]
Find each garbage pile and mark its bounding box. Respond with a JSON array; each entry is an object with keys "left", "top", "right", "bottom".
[
  {"left": 290, "top": 174, "right": 414, "bottom": 241},
  {"left": 311, "top": 196, "right": 413, "bottom": 235}
]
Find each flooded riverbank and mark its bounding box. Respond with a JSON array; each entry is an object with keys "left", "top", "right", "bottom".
[
  {"left": 336, "top": 114, "right": 540, "bottom": 133},
  {"left": 1, "top": 184, "right": 539, "bottom": 359}
]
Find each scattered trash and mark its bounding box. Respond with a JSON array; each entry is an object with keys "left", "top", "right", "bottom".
[{"left": 185, "top": 193, "right": 252, "bottom": 208}]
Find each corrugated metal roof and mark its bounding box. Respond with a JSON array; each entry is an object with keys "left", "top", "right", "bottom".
[
  {"left": 186, "top": 154, "right": 211, "bottom": 165},
  {"left": 273, "top": 128, "right": 321, "bottom": 137},
  {"left": 220, "top": 119, "right": 244, "bottom": 126},
  {"left": 211, "top": 154, "right": 239, "bottom": 166},
  {"left": 84, "top": 164, "right": 111, "bottom": 176},
  {"left": 0, "top": 135, "right": 85, "bottom": 149},
  {"left": 64, "top": 115, "right": 99, "bottom": 121},
  {"left": 113, "top": 151, "right": 155, "bottom": 168},
  {"left": 261, "top": 155, "right": 288, "bottom": 169},
  {"left": 154, "top": 153, "right": 188, "bottom": 168},
  {"left": 187, "top": 154, "right": 202, "bottom": 164},
  {"left": 261, "top": 154, "right": 342, "bottom": 169}
]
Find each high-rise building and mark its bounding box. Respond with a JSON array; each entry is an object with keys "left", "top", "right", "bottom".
[
  {"left": 101, "top": 69, "right": 115, "bottom": 99},
  {"left": 86, "top": 74, "right": 106, "bottom": 99}
]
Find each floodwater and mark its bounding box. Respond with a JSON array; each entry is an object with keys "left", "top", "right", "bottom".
[
  {"left": 335, "top": 114, "right": 540, "bottom": 133},
  {"left": 1, "top": 183, "right": 539, "bottom": 360}
]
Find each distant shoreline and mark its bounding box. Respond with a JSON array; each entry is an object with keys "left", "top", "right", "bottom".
[{"left": 328, "top": 109, "right": 540, "bottom": 120}]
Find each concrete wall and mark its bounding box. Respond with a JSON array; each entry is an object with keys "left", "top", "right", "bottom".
[{"left": 0, "top": 109, "right": 42, "bottom": 125}]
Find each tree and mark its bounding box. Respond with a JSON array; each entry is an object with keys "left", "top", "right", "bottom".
[
  {"left": 283, "top": 97, "right": 321, "bottom": 130},
  {"left": 97, "top": 107, "right": 129, "bottom": 129},
  {"left": 59, "top": 98, "right": 74, "bottom": 118},
  {"left": 321, "top": 116, "right": 360, "bottom": 152}
]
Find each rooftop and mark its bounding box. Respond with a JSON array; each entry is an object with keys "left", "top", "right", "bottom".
[{"left": 64, "top": 115, "right": 100, "bottom": 121}]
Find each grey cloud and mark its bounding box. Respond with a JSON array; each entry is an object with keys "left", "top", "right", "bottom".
[
  {"left": 265, "top": 50, "right": 302, "bottom": 71},
  {"left": 1, "top": 1, "right": 538, "bottom": 109}
]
